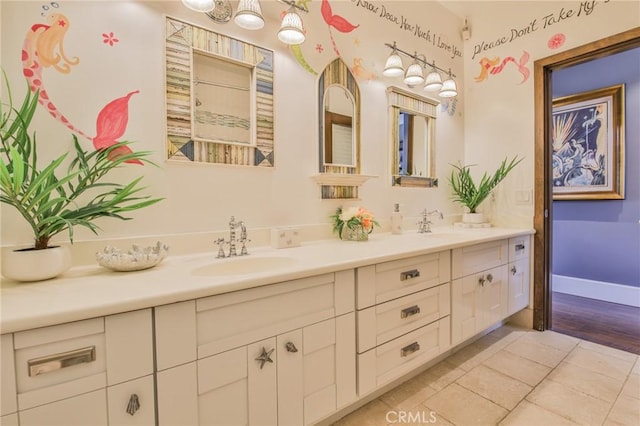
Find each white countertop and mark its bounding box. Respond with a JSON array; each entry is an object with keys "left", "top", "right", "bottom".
[{"left": 0, "top": 227, "right": 534, "bottom": 334}]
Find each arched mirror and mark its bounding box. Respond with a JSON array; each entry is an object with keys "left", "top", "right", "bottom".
[
  {"left": 323, "top": 85, "right": 355, "bottom": 166},
  {"left": 388, "top": 86, "right": 438, "bottom": 187},
  {"left": 318, "top": 58, "right": 360, "bottom": 174}
]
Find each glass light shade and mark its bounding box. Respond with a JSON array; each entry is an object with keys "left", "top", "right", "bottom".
[
  {"left": 278, "top": 8, "right": 305, "bottom": 45},
  {"left": 424, "top": 69, "right": 443, "bottom": 91},
  {"left": 383, "top": 52, "right": 404, "bottom": 77},
  {"left": 181, "top": 0, "right": 215, "bottom": 12},
  {"left": 403, "top": 62, "right": 424, "bottom": 86},
  {"left": 439, "top": 77, "right": 458, "bottom": 97},
  {"left": 235, "top": 0, "right": 265, "bottom": 30}
]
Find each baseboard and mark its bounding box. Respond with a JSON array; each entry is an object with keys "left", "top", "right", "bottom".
[{"left": 552, "top": 274, "right": 640, "bottom": 307}]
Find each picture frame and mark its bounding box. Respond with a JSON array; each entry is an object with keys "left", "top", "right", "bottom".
[{"left": 552, "top": 84, "right": 625, "bottom": 200}]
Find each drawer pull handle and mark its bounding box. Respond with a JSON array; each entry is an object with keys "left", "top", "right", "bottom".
[
  {"left": 401, "top": 342, "right": 421, "bottom": 357},
  {"left": 126, "top": 394, "right": 140, "bottom": 416},
  {"left": 28, "top": 346, "right": 96, "bottom": 377},
  {"left": 478, "top": 276, "right": 486, "bottom": 286},
  {"left": 487, "top": 273, "right": 494, "bottom": 283},
  {"left": 400, "top": 269, "right": 420, "bottom": 281},
  {"left": 401, "top": 305, "right": 421, "bottom": 319},
  {"left": 285, "top": 342, "right": 298, "bottom": 353},
  {"left": 515, "top": 243, "right": 525, "bottom": 251},
  {"left": 511, "top": 265, "right": 518, "bottom": 275}
]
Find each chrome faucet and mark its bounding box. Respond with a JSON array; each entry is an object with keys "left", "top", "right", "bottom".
[
  {"left": 215, "top": 216, "right": 249, "bottom": 258},
  {"left": 417, "top": 209, "right": 443, "bottom": 233}
]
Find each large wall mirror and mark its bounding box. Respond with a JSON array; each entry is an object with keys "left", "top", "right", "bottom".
[
  {"left": 165, "top": 17, "right": 274, "bottom": 167},
  {"left": 318, "top": 58, "right": 360, "bottom": 175},
  {"left": 388, "top": 86, "right": 438, "bottom": 187}
]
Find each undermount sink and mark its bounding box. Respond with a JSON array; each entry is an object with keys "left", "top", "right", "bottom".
[{"left": 191, "top": 256, "right": 297, "bottom": 277}]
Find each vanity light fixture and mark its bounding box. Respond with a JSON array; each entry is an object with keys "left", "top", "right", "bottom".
[
  {"left": 383, "top": 42, "right": 458, "bottom": 97},
  {"left": 424, "top": 63, "right": 443, "bottom": 92},
  {"left": 181, "top": 0, "right": 215, "bottom": 12},
  {"left": 383, "top": 42, "right": 404, "bottom": 77},
  {"left": 403, "top": 54, "right": 425, "bottom": 87},
  {"left": 277, "top": 0, "right": 309, "bottom": 45},
  {"left": 235, "top": 0, "right": 265, "bottom": 30},
  {"left": 439, "top": 69, "right": 458, "bottom": 98}
]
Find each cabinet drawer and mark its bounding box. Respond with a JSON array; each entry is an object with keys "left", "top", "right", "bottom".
[
  {"left": 357, "top": 283, "right": 450, "bottom": 353},
  {"left": 13, "top": 310, "right": 153, "bottom": 410},
  {"left": 509, "top": 235, "right": 530, "bottom": 262},
  {"left": 356, "top": 251, "right": 450, "bottom": 309},
  {"left": 155, "top": 271, "right": 355, "bottom": 367},
  {"left": 15, "top": 318, "right": 107, "bottom": 410},
  {"left": 18, "top": 388, "right": 108, "bottom": 426},
  {"left": 452, "top": 239, "right": 508, "bottom": 279},
  {"left": 357, "top": 317, "right": 450, "bottom": 395}
]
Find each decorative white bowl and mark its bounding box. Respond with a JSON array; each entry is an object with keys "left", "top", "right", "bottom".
[{"left": 96, "top": 241, "right": 169, "bottom": 272}]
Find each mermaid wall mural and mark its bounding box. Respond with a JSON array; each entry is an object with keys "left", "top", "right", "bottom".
[{"left": 21, "top": 9, "right": 143, "bottom": 164}]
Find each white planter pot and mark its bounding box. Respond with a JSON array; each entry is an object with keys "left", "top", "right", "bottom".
[
  {"left": 462, "top": 213, "right": 486, "bottom": 224},
  {"left": 1, "top": 246, "right": 71, "bottom": 282}
]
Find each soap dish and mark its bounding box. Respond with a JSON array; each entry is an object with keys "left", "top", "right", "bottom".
[{"left": 96, "top": 241, "right": 169, "bottom": 272}]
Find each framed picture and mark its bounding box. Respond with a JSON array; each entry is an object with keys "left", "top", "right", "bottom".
[{"left": 552, "top": 84, "right": 625, "bottom": 200}]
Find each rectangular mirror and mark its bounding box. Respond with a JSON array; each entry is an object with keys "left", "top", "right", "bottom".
[
  {"left": 165, "top": 17, "right": 274, "bottom": 167},
  {"left": 193, "top": 51, "right": 251, "bottom": 145},
  {"left": 388, "top": 87, "right": 438, "bottom": 187}
]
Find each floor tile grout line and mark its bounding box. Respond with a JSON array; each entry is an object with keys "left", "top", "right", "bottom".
[
  {"left": 494, "top": 332, "right": 586, "bottom": 426},
  {"left": 601, "top": 366, "right": 638, "bottom": 425}
]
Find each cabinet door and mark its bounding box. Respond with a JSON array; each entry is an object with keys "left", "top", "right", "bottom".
[
  {"left": 480, "top": 265, "right": 508, "bottom": 329},
  {"left": 19, "top": 389, "right": 108, "bottom": 426},
  {"left": 278, "top": 314, "right": 356, "bottom": 426},
  {"left": 107, "top": 375, "right": 155, "bottom": 425},
  {"left": 157, "top": 362, "right": 198, "bottom": 426},
  {"left": 1, "top": 334, "right": 17, "bottom": 417},
  {"left": 195, "top": 338, "right": 277, "bottom": 426},
  {"left": 451, "top": 275, "right": 481, "bottom": 345},
  {"left": 508, "top": 258, "right": 530, "bottom": 315}
]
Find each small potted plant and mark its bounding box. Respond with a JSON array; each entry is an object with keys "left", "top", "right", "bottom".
[
  {"left": 331, "top": 206, "right": 379, "bottom": 241},
  {"left": 448, "top": 156, "right": 522, "bottom": 224},
  {"left": 1, "top": 77, "right": 162, "bottom": 282}
]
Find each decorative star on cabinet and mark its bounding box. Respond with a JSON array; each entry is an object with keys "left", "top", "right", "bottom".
[{"left": 255, "top": 347, "right": 274, "bottom": 369}]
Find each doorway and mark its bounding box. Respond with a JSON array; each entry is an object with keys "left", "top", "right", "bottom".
[{"left": 532, "top": 28, "right": 640, "bottom": 335}]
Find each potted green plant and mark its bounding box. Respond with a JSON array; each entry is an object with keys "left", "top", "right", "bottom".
[
  {"left": 1, "top": 77, "right": 162, "bottom": 282},
  {"left": 448, "top": 156, "right": 522, "bottom": 224}
]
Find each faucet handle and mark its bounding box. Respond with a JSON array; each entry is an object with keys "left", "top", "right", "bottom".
[
  {"left": 240, "top": 238, "right": 251, "bottom": 256},
  {"left": 215, "top": 238, "right": 227, "bottom": 258}
]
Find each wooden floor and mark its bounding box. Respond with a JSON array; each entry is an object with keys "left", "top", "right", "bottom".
[{"left": 551, "top": 291, "right": 640, "bottom": 355}]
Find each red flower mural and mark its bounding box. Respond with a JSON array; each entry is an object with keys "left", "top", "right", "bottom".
[
  {"left": 102, "top": 31, "right": 119, "bottom": 46},
  {"left": 548, "top": 33, "right": 566, "bottom": 50}
]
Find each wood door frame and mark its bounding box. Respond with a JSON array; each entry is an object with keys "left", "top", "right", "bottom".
[{"left": 533, "top": 27, "right": 640, "bottom": 331}]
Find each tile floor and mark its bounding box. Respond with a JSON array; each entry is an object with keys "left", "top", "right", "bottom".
[{"left": 333, "top": 325, "right": 640, "bottom": 426}]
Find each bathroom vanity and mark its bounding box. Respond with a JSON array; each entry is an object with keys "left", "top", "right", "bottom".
[{"left": 0, "top": 227, "right": 533, "bottom": 425}]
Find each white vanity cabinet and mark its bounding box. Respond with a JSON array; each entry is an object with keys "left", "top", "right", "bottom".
[
  {"left": 3, "top": 309, "right": 155, "bottom": 426},
  {"left": 451, "top": 240, "right": 510, "bottom": 345},
  {"left": 507, "top": 236, "right": 531, "bottom": 315},
  {"left": 355, "top": 251, "right": 451, "bottom": 395},
  {"left": 155, "top": 271, "right": 357, "bottom": 426}
]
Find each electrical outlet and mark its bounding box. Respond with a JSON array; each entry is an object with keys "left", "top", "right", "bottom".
[{"left": 271, "top": 227, "right": 301, "bottom": 249}]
